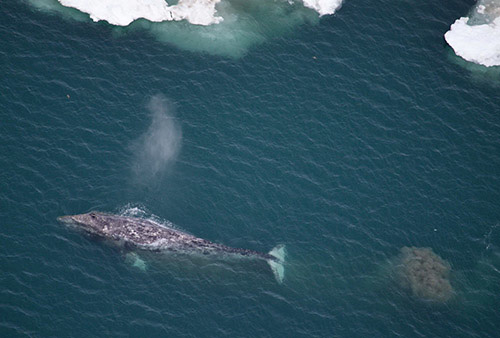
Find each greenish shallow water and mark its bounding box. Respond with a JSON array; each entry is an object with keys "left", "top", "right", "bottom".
[{"left": 1, "top": 0, "right": 500, "bottom": 336}]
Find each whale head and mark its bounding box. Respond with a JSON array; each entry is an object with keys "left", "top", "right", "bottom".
[{"left": 57, "top": 212, "right": 109, "bottom": 236}]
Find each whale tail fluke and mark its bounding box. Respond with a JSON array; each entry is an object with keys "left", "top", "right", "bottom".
[{"left": 267, "top": 244, "right": 286, "bottom": 284}]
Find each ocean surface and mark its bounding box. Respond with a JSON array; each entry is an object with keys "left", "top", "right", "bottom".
[{"left": 2, "top": 0, "right": 500, "bottom": 337}]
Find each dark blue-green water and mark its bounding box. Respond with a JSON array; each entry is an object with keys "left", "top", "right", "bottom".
[{"left": 2, "top": 0, "right": 500, "bottom": 336}]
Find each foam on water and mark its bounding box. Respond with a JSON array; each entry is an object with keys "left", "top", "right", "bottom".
[
  {"left": 118, "top": 205, "right": 181, "bottom": 231},
  {"left": 118, "top": 204, "right": 150, "bottom": 218},
  {"left": 27, "top": 0, "right": 341, "bottom": 57},
  {"left": 445, "top": 0, "right": 500, "bottom": 67}
]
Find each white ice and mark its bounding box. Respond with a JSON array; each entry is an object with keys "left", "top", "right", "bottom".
[
  {"left": 57, "top": 0, "right": 343, "bottom": 27},
  {"left": 58, "top": 0, "right": 223, "bottom": 26},
  {"left": 301, "top": 0, "right": 343, "bottom": 16},
  {"left": 444, "top": 1, "right": 500, "bottom": 67}
]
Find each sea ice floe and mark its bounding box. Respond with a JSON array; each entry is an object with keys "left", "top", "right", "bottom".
[
  {"left": 445, "top": 0, "right": 500, "bottom": 67},
  {"left": 34, "top": 0, "right": 344, "bottom": 57},
  {"left": 301, "top": 0, "right": 343, "bottom": 16},
  {"left": 56, "top": 0, "right": 343, "bottom": 26},
  {"left": 58, "top": 0, "right": 223, "bottom": 26}
]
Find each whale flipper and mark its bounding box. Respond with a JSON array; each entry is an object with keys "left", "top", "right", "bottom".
[
  {"left": 267, "top": 245, "right": 286, "bottom": 283},
  {"left": 125, "top": 252, "right": 147, "bottom": 271}
]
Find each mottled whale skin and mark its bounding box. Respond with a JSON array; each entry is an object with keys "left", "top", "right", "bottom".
[{"left": 58, "top": 212, "right": 286, "bottom": 282}]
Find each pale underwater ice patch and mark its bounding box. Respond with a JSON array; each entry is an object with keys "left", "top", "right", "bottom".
[
  {"left": 26, "top": 0, "right": 89, "bottom": 21},
  {"left": 444, "top": 0, "right": 500, "bottom": 67},
  {"left": 28, "top": 0, "right": 343, "bottom": 57},
  {"left": 135, "top": 0, "right": 321, "bottom": 57},
  {"left": 446, "top": 47, "right": 500, "bottom": 86}
]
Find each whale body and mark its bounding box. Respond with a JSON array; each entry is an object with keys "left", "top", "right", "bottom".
[{"left": 58, "top": 212, "right": 286, "bottom": 283}]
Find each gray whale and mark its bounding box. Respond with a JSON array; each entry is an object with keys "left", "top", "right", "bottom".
[{"left": 58, "top": 212, "right": 286, "bottom": 283}]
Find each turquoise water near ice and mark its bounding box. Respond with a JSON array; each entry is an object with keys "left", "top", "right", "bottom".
[{"left": 2, "top": 0, "right": 500, "bottom": 336}]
